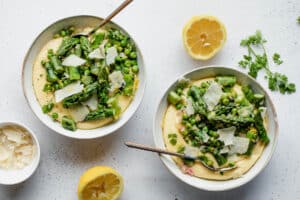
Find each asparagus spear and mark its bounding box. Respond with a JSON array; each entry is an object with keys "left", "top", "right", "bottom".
[
  {"left": 215, "top": 76, "right": 236, "bottom": 87},
  {"left": 254, "top": 111, "right": 269, "bottom": 144},
  {"left": 61, "top": 116, "right": 77, "bottom": 131},
  {"left": 84, "top": 108, "right": 114, "bottom": 121},
  {"left": 80, "top": 36, "right": 92, "bottom": 57},
  {"left": 68, "top": 66, "right": 80, "bottom": 80},
  {"left": 49, "top": 55, "right": 64, "bottom": 73},
  {"left": 57, "top": 37, "right": 79, "bottom": 56}
]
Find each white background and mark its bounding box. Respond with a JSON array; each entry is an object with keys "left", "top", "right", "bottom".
[{"left": 0, "top": 0, "right": 300, "bottom": 199}]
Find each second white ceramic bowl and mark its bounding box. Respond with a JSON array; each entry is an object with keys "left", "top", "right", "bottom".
[
  {"left": 153, "top": 66, "right": 278, "bottom": 191},
  {"left": 22, "top": 15, "right": 146, "bottom": 139},
  {"left": 0, "top": 121, "right": 40, "bottom": 185}
]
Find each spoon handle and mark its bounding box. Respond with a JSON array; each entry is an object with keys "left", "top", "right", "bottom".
[
  {"left": 125, "top": 142, "right": 185, "bottom": 158},
  {"left": 97, "top": 0, "right": 133, "bottom": 29}
]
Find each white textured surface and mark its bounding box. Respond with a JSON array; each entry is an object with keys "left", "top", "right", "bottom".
[{"left": 0, "top": 0, "right": 299, "bottom": 199}]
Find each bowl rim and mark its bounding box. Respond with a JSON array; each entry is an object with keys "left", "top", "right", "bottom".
[
  {"left": 0, "top": 121, "right": 41, "bottom": 185},
  {"left": 22, "top": 15, "right": 146, "bottom": 139},
  {"left": 153, "top": 65, "right": 278, "bottom": 191}
]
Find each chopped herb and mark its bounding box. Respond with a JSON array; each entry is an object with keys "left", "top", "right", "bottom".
[
  {"left": 238, "top": 30, "right": 296, "bottom": 94},
  {"left": 272, "top": 53, "right": 283, "bottom": 65},
  {"left": 298, "top": 16, "right": 300, "bottom": 24}
]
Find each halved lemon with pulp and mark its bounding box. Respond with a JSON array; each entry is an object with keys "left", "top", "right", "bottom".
[
  {"left": 182, "top": 15, "right": 226, "bottom": 60},
  {"left": 78, "top": 166, "right": 124, "bottom": 200}
]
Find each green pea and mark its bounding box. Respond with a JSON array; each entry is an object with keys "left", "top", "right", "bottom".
[
  {"left": 121, "top": 39, "right": 127, "bottom": 47},
  {"left": 206, "top": 160, "right": 214, "bottom": 167},
  {"left": 130, "top": 60, "right": 137, "bottom": 66},
  {"left": 167, "top": 91, "right": 181, "bottom": 105},
  {"left": 123, "top": 67, "right": 130, "bottom": 74},
  {"left": 129, "top": 52, "right": 137, "bottom": 59},
  {"left": 84, "top": 70, "right": 90, "bottom": 76},
  {"left": 124, "top": 60, "right": 131, "bottom": 67},
  {"left": 182, "top": 114, "right": 188, "bottom": 120},
  {"left": 106, "top": 43, "right": 112, "bottom": 48},
  {"left": 222, "top": 98, "right": 229, "bottom": 105},
  {"left": 115, "top": 56, "right": 122, "bottom": 63},
  {"left": 231, "top": 108, "right": 237, "bottom": 115},
  {"left": 132, "top": 65, "right": 139, "bottom": 73},
  {"left": 51, "top": 112, "right": 58, "bottom": 120},
  {"left": 124, "top": 48, "right": 131, "bottom": 55},
  {"left": 60, "top": 30, "right": 66, "bottom": 37},
  {"left": 117, "top": 46, "right": 123, "bottom": 52},
  {"left": 176, "top": 88, "right": 183, "bottom": 95},
  {"left": 124, "top": 87, "right": 133, "bottom": 96},
  {"left": 176, "top": 103, "right": 183, "bottom": 110},
  {"left": 115, "top": 65, "right": 121, "bottom": 71}
]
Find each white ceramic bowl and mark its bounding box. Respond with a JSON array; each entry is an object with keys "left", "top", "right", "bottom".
[
  {"left": 153, "top": 66, "right": 278, "bottom": 191},
  {"left": 22, "top": 15, "right": 146, "bottom": 139},
  {"left": 0, "top": 121, "right": 40, "bottom": 185}
]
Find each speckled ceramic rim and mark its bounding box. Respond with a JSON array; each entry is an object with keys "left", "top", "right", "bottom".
[
  {"left": 0, "top": 121, "right": 41, "bottom": 185},
  {"left": 153, "top": 65, "right": 278, "bottom": 191},
  {"left": 22, "top": 15, "right": 146, "bottom": 139}
]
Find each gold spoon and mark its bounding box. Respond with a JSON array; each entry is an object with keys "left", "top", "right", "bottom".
[
  {"left": 73, "top": 0, "right": 133, "bottom": 37},
  {"left": 125, "top": 142, "right": 237, "bottom": 172}
]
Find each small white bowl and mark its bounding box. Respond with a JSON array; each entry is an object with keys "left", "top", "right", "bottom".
[
  {"left": 22, "top": 15, "right": 146, "bottom": 139},
  {"left": 0, "top": 122, "right": 40, "bottom": 185},
  {"left": 153, "top": 66, "right": 278, "bottom": 191}
]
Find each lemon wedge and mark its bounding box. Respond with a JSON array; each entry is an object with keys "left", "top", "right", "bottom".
[
  {"left": 78, "top": 166, "right": 124, "bottom": 200},
  {"left": 182, "top": 15, "right": 227, "bottom": 60}
]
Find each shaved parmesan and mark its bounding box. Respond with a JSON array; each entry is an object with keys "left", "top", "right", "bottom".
[
  {"left": 109, "top": 71, "right": 125, "bottom": 93},
  {"left": 88, "top": 48, "right": 105, "bottom": 59},
  {"left": 0, "top": 146, "right": 9, "bottom": 161},
  {"left": 55, "top": 81, "right": 84, "bottom": 102},
  {"left": 184, "top": 145, "right": 199, "bottom": 158},
  {"left": 69, "top": 105, "right": 90, "bottom": 122},
  {"left": 229, "top": 137, "right": 250, "bottom": 154},
  {"left": 217, "top": 126, "right": 236, "bottom": 146},
  {"left": 185, "top": 98, "right": 195, "bottom": 116},
  {"left": 82, "top": 94, "right": 98, "bottom": 111},
  {"left": 220, "top": 146, "right": 230, "bottom": 154},
  {"left": 203, "top": 82, "right": 223, "bottom": 111},
  {"left": 106, "top": 46, "right": 118, "bottom": 65},
  {"left": 0, "top": 125, "right": 36, "bottom": 169},
  {"left": 15, "top": 145, "right": 32, "bottom": 156},
  {"left": 3, "top": 127, "right": 22, "bottom": 144},
  {"left": 62, "top": 54, "right": 86, "bottom": 67}
]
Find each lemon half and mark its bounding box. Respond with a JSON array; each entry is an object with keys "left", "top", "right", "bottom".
[
  {"left": 182, "top": 15, "right": 227, "bottom": 60},
  {"left": 78, "top": 166, "right": 124, "bottom": 200}
]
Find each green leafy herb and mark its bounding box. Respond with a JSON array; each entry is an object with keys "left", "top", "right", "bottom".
[
  {"left": 238, "top": 30, "right": 296, "bottom": 94},
  {"left": 297, "top": 16, "right": 300, "bottom": 24},
  {"left": 272, "top": 53, "right": 283, "bottom": 65}
]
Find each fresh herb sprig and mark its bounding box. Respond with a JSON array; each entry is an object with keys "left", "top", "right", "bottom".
[
  {"left": 297, "top": 16, "right": 300, "bottom": 24},
  {"left": 238, "top": 31, "right": 296, "bottom": 94}
]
